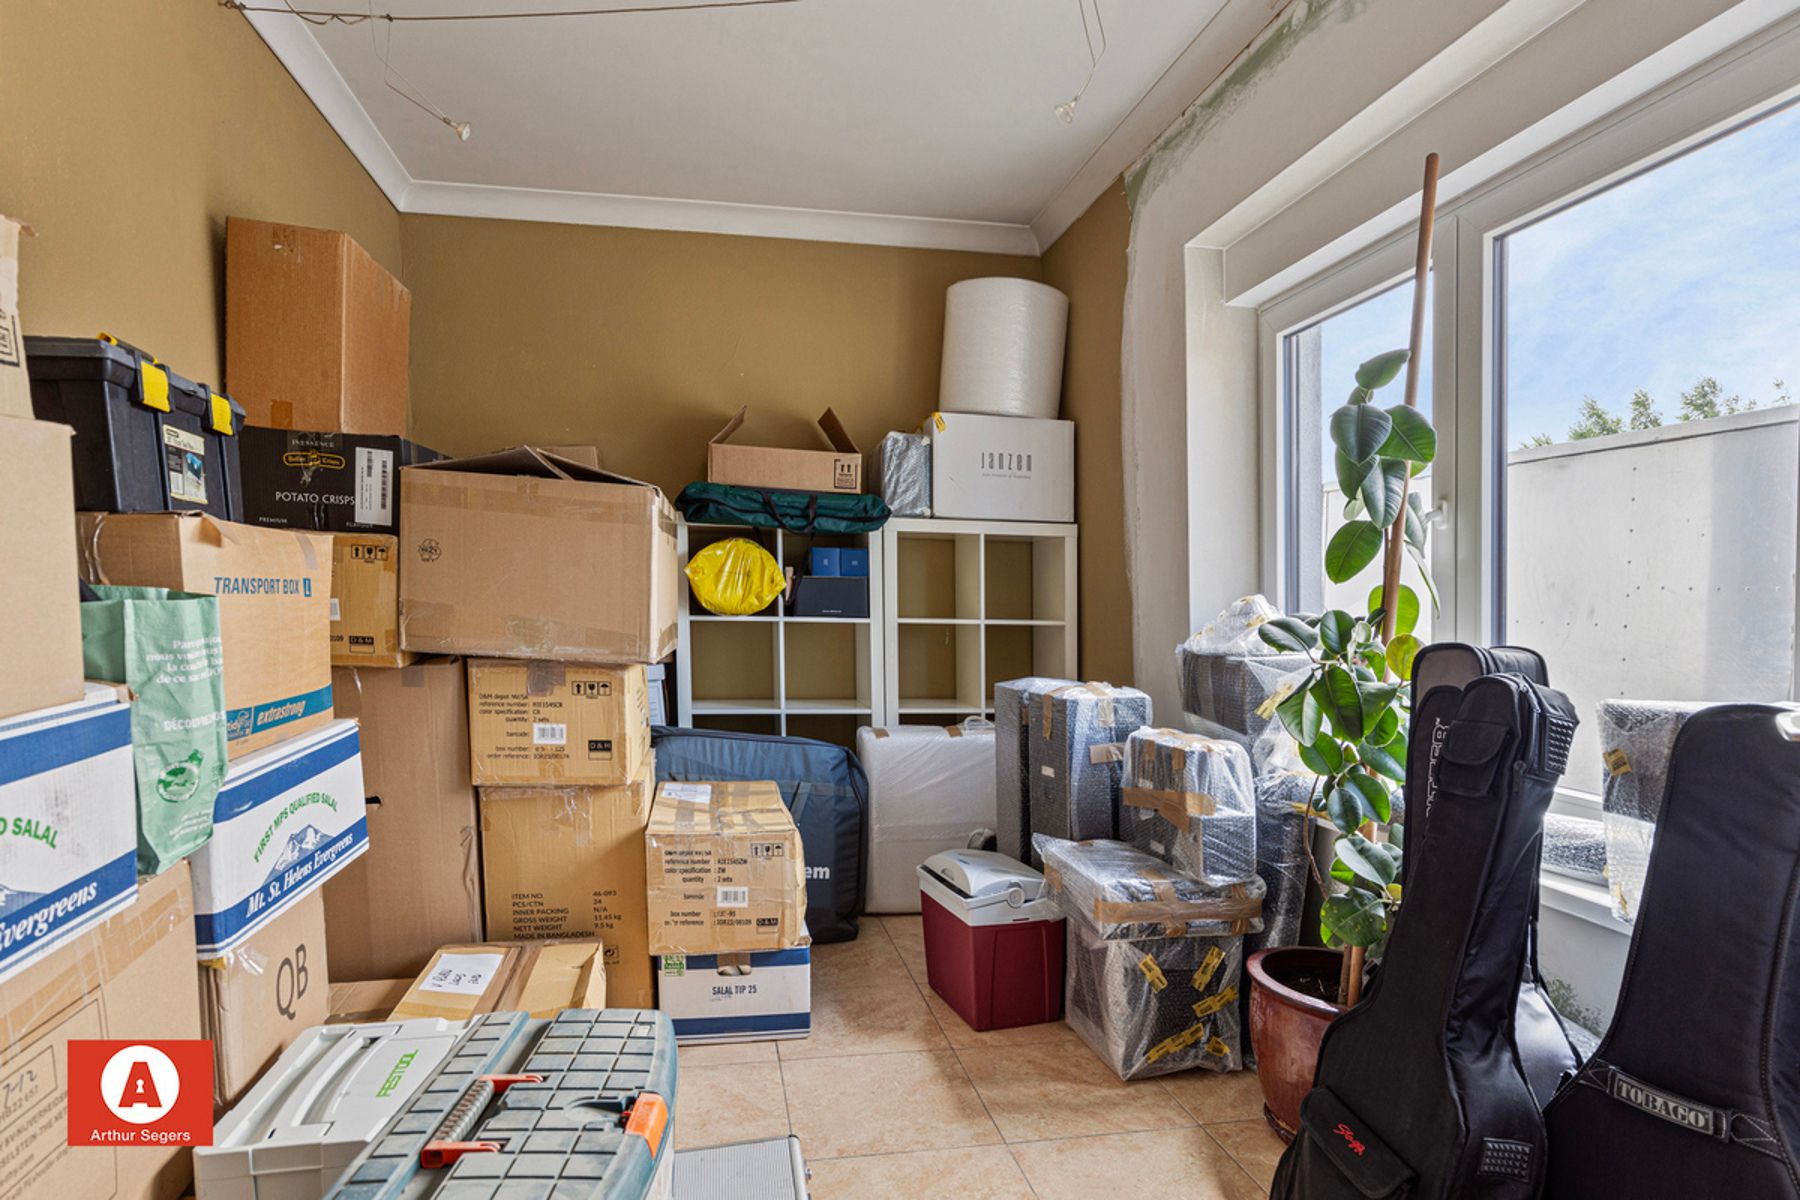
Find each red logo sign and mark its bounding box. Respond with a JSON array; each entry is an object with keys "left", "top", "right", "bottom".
[
  {"left": 67, "top": 1041, "right": 213, "bottom": 1148},
  {"left": 1335, "top": 1122, "right": 1367, "bottom": 1157}
]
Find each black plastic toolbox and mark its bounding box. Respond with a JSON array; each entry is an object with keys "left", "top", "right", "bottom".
[{"left": 26, "top": 334, "right": 245, "bottom": 520}]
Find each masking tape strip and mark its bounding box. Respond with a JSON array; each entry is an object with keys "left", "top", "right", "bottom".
[
  {"left": 1091, "top": 893, "right": 1263, "bottom": 927},
  {"left": 1122, "top": 786, "right": 1218, "bottom": 824},
  {"left": 1087, "top": 742, "right": 1126, "bottom": 765}
]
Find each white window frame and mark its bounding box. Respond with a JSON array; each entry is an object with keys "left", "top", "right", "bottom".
[{"left": 1256, "top": 14, "right": 1800, "bottom": 817}]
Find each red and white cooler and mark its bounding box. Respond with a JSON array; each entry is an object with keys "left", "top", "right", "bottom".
[{"left": 919, "top": 849, "right": 1065, "bottom": 1031}]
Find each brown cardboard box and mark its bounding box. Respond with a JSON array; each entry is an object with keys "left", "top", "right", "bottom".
[
  {"left": 0, "top": 864, "right": 201, "bottom": 1200},
  {"left": 398, "top": 448, "right": 678, "bottom": 664},
  {"left": 543, "top": 444, "right": 600, "bottom": 469},
  {"left": 226, "top": 217, "right": 410, "bottom": 435},
  {"left": 707, "top": 407, "right": 863, "bottom": 493},
  {"left": 329, "top": 533, "right": 413, "bottom": 668},
  {"left": 388, "top": 940, "right": 607, "bottom": 1022},
  {"left": 645, "top": 780, "right": 808, "bottom": 955},
  {"left": 326, "top": 977, "right": 411, "bottom": 1024},
  {"left": 480, "top": 768, "right": 656, "bottom": 1009},
  {"left": 199, "top": 887, "right": 329, "bottom": 1110},
  {"left": 467, "top": 659, "right": 651, "bottom": 787},
  {"left": 75, "top": 513, "right": 333, "bottom": 757},
  {"left": 2, "top": 419, "right": 84, "bottom": 721},
  {"left": 0, "top": 215, "right": 31, "bottom": 419},
  {"left": 323, "top": 658, "right": 483, "bottom": 980}
]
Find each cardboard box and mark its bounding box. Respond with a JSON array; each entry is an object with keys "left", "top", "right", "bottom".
[
  {"left": 388, "top": 940, "right": 607, "bottom": 1022},
  {"left": 480, "top": 769, "right": 656, "bottom": 1009},
  {"left": 708, "top": 407, "right": 862, "bottom": 493},
  {"left": 467, "top": 659, "right": 651, "bottom": 787},
  {"left": 927, "top": 411, "right": 1075, "bottom": 522},
  {"left": 74, "top": 512, "right": 334, "bottom": 757},
  {"left": 324, "top": 659, "right": 482, "bottom": 980},
  {"left": 191, "top": 720, "right": 368, "bottom": 957},
  {"left": 645, "top": 781, "right": 808, "bottom": 955},
  {"left": 330, "top": 533, "right": 412, "bottom": 667},
  {"left": 226, "top": 218, "right": 410, "bottom": 436},
  {"left": 0, "top": 863, "right": 201, "bottom": 1200},
  {"left": 326, "top": 977, "right": 411, "bottom": 1024},
  {"left": 0, "top": 215, "right": 30, "bottom": 419},
  {"left": 200, "top": 886, "right": 329, "bottom": 1108},
  {"left": 0, "top": 684, "right": 137, "bottom": 986},
  {"left": 398, "top": 448, "right": 678, "bottom": 664},
  {"left": 237, "top": 428, "right": 444, "bottom": 536},
  {"left": 657, "top": 944, "right": 811, "bottom": 1043},
  {"left": 2, "top": 418, "right": 84, "bottom": 720}
]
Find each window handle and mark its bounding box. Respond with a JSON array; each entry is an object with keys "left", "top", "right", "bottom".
[{"left": 1424, "top": 499, "right": 1451, "bottom": 529}]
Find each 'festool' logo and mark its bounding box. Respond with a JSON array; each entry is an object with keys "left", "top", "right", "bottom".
[{"left": 376, "top": 1050, "right": 418, "bottom": 1098}]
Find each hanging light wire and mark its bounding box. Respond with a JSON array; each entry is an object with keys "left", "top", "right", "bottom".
[
  {"left": 1054, "top": 0, "right": 1107, "bottom": 124},
  {"left": 223, "top": 0, "right": 798, "bottom": 22}
]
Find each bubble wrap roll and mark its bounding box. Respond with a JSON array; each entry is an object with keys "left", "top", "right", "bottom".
[
  {"left": 938, "top": 277, "right": 1069, "bottom": 420},
  {"left": 878, "top": 431, "right": 932, "bottom": 517},
  {"left": 1599, "top": 699, "right": 1706, "bottom": 923},
  {"left": 1120, "top": 728, "right": 1257, "bottom": 887},
  {"left": 993, "top": 676, "right": 1077, "bottom": 864},
  {"left": 1027, "top": 683, "right": 1152, "bottom": 862},
  {"left": 1245, "top": 771, "right": 1314, "bottom": 957}
]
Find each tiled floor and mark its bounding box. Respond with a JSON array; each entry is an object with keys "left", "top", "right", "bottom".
[{"left": 676, "top": 915, "right": 1286, "bottom": 1199}]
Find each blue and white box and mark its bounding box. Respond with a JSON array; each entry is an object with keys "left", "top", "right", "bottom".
[
  {"left": 809, "top": 547, "right": 841, "bottom": 576},
  {"left": 839, "top": 547, "right": 869, "bottom": 577},
  {"left": 191, "top": 719, "right": 367, "bottom": 957},
  {"left": 656, "top": 943, "right": 812, "bottom": 1043},
  {"left": 0, "top": 684, "right": 137, "bottom": 985}
]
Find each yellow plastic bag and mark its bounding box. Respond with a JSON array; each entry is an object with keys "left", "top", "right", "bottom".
[{"left": 685, "top": 537, "right": 787, "bottom": 615}]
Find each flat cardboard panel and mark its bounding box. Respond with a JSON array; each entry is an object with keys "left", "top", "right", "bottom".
[
  {"left": 398, "top": 453, "right": 678, "bottom": 664},
  {"left": 479, "top": 768, "right": 656, "bottom": 1009},
  {"left": 324, "top": 659, "right": 482, "bottom": 980},
  {"left": 387, "top": 940, "right": 607, "bottom": 1022},
  {"left": 645, "top": 781, "right": 808, "bottom": 955},
  {"left": 226, "top": 218, "right": 408, "bottom": 436},
  {"left": 200, "top": 888, "right": 329, "bottom": 1109},
  {"left": 467, "top": 659, "right": 650, "bottom": 787},
  {"left": 0, "top": 216, "right": 31, "bottom": 419},
  {"left": 325, "top": 977, "right": 411, "bottom": 1024},
  {"left": 329, "top": 534, "right": 411, "bottom": 667},
  {"left": 707, "top": 407, "right": 863, "bottom": 494},
  {"left": 928, "top": 412, "right": 1075, "bottom": 522},
  {"left": 74, "top": 513, "right": 334, "bottom": 756},
  {"left": 1, "top": 418, "right": 84, "bottom": 720}
]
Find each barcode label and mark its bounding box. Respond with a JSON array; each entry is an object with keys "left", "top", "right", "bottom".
[
  {"left": 329, "top": 597, "right": 341, "bottom": 621},
  {"left": 532, "top": 722, "right": 568, "bottom": 746},
  {"left": 716, "top": 886, "right": 749, "bottom": 908},
  {"left": 353, "top": 447, "right": 395, "bottom": 526}
]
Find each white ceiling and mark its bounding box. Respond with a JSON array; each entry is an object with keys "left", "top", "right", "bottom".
[{"left": 245, "top": 0, "right": 1272, "bottom": 254}]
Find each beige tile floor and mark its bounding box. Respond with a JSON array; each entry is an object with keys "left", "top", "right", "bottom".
[{"left": 675, "top": 914, "right": 1286, "bottom": 1199}]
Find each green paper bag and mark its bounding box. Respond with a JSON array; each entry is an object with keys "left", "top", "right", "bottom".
[{"left": 81, "top": 585, "right": 228, "bottom": 874}]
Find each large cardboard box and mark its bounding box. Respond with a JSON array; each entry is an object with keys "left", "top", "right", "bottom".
[
  {"left": 200, "top": 886, "right": 329, "bottom": 1109},
  {"left": 324, "top": 659, "right": 482, "bottom": 980},
  {"left": 645, "top": 781, "right": 808, "bottom": 956},
  {"left": 0, "top": 863, "right": 202, "bottom": 1200},
  {"left": 657, "top": 944, "right": 811, "bottom": 1043},
  {"left": 398, "top": 448, "right": 678, "bottom": 664},
  {"left": 388, "top": 940, "right": 607, "bottom": 1022},
  {"left": 2, "top": 418, "right": 84, "bottom": 720},
  {"left": 467, "top": 659, "right": 651, "bottom": 787},
  {"left": 226, "top": 218, "right": 410, "bottom": 436},
  {"left": 329, "top": 533, "right": 412, "bottom": 668},
  {"left": 325, "top": 977, "right": 410, "bottom": 1024},
  {"left": 74, "top": 512, "right": 334, "bottom": 757},
  {"left": 237, "top": 428, "right": 444, "bottom": 536},
  {"left": 927, "top": 411, "right": 1075, "bottom": 522},
  {"left": 0, "top": 216, "right": 30, "bottom": 419},
  {"left": 191, "top": 720, "right": 367, "bottom": 957},
  {"left": 480, "top": 769, "right": 656, "bottom": 1009},
  {"left": 0, "top": 684, "right": 137, "bottom": 986},
  {"left": 707, "top": 407, "right": 862, "bottom": 493}
]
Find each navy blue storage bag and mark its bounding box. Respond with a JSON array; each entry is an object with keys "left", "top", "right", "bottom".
[{"left": 651, "top": 727, "right": 867, "bottom": 943}]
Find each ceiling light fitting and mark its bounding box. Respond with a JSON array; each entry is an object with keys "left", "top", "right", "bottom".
[{"left": 1055, "top": 0, "right": 1107, "bottom": 124}]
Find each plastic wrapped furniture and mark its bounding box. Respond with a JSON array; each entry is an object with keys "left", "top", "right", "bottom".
[
  {"left": 1027, "top": 682, "right": 1152, "bottom": 865},
  {"left": 1596, "top": 699, "right": 1705, "bottom": 924},
  {"left": 856, "top": 721, "right": 997, "bottom": 913},
  {"left": 1246, "top": 770, "right": 1313, "bottom": 956},
  {"left": 993, "top": 676, "right": 1077, "bottom": 864},
  {"left": 877, "top": 431, "right": 931, "bottom": 517},
  {"left": 1119, "top": 728, "right": 1257, "bottom": 887},
  {"left": 1175, "top": 596, "right": 1311, "bottom": 773},
  {"left": 1037, "top": 834, "right": 1262, "bottom": 1080}
]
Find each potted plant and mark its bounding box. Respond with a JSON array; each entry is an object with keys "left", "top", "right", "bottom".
[{"left": 1248, "top": 155, "right": 1441, "bottom": 1139}]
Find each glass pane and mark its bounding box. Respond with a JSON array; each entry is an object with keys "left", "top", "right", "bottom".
[
  {"left": 1498, "top": 101, "right": 1800, "bottom": 795},
  {"left": 1283, "top": 277, "right": 1434, "bottom": 643}
]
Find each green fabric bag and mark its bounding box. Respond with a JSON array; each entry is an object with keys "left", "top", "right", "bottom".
[
  {"left": 676, "top": 482, "right": 891, "bottom": 534},
  {"left": 81, "top": 585, "right": 228, "bottom": 875}
]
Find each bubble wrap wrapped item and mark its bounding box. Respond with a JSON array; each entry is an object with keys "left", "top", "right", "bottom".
[
  {"left": 878, "top": 431, "right": 932, "bottom": 517},
  {"left": 1027, "top": 682, "right": 1152, "bottom": 865},
  {"left": 1542, "top": 813, "right": 1607, "bottom": 886},
  {"left": 1036, "top": 834, "right": 1262, "bottom": 1080},
  {"left": 1245, "top": 770, "right": 1314, "bottom": 957},
  {"left": 1599, "top": 699, "right": 1706, "bottom": 923},
  {"left": 1175, "top": 600, "right": 1313, "bottom": 773},
  {"left": 993, "top": 676, "right": 1077, "bottom": 863},
  {"left": 1120, "top": 728, "right": 1257, "bottom": 887}
]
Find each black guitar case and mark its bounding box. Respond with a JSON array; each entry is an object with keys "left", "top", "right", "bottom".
[
  {"left": 1543, "top": 704, "right": 1800, "bottom": 1199},
  {"left": 1407, "top": 643, "right": 1585, "bottom": 1107},
  {"left": 1271, "top": 673, "right": 1578, "bottom": 1200}
]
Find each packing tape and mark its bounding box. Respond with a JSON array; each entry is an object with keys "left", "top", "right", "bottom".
[
  {"left": 1122, "top": 786, "right": 1217, "bottom": 826},
  {"left": 524, "top": 661, "right": 569, "bottom": 696},
  {"left": 403, "top": 476, "right": 647, "bottom": 525},
  {"left": 1090, "top": 884, "right": 1262, "bottom": 932},
  {"left": 1087, "top": 742, "right": 1126, "bottom": 765},
  {"left": 271, "top": 400, "right": 295, "bottom": 429}
]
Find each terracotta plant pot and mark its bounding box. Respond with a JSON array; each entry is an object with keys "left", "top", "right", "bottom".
[{"left": 1248, "top": 946, "right": 1347, "bottom": 1142}]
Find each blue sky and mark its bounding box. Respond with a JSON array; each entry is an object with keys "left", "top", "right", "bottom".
[{"left": 1311, "top": 98, "right": 1800, "bottom": 452}]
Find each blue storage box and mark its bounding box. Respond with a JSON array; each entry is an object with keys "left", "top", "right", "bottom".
[
  {"left": 810, "top": 547, "right": 841, "bottom": 576},
  {"left": 840, "top": 547, "right": 869, "bottom": 577}
]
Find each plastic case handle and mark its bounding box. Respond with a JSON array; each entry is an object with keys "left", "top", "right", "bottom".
[{"left": 419, "top": 1073, "right": 545, "bottom": 1169}]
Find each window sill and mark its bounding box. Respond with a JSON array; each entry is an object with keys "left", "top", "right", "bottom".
[{"left": 1540, "top": 869, "right": 1631, "bottom": 936}]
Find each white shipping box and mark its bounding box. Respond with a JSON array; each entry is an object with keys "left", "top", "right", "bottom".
[
  {"left": 927, "top": 412, "right": 1074, "bottom": 522},
  {"left": 191, "top": 719, "right": 368, "bottom": 956},
  {"left": 656, "top": 943, "right": 811, "bottom": 1043},
  {"left": 0, "top": 684, "right": 137, "bottom": 985},
  {"left": 857, "top": 723, "right": 998, "bottom": 913}
]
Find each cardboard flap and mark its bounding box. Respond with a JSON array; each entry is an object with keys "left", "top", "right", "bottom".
[
  {"left": 817, "top": 408, "right": 859, "bottom": 453},
  {"left": 710, "top": 407, "right": 750, "bottom": 446},
  {"left": 410, "top": 445, "right": 655, "bottom": 490}
]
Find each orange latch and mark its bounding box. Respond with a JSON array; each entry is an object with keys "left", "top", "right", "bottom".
[{"left": 624, "top": 1092, "right": 670, "bottom": 1157}]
